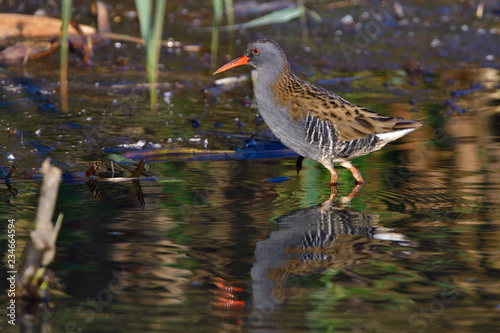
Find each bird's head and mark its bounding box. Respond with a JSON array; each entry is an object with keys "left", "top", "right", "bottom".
[{"left": 213, "top": 39, "right": 287, "bottom": 75}]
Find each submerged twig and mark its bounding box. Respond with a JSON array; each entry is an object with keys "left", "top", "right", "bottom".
[
  {"left": 5, "top": 183, "right": 19, "bottom": 198},
  {"left": 85, "top": 160, "right": 101, "bottom": 178},
  {"left": 5, "top": 163, "right": 17, "bottom": 180},
  {"left": 85, "top": 181, "right": 101, "bottom": 200},
  {"left": 131, "top": 158, "right": 146, "bottom": 178},
  {"left": 132, "top": 180, "right": 145, "bottom": 208},
  {"left": 70, "top": 20, "right": 93, "bottom": 64}
]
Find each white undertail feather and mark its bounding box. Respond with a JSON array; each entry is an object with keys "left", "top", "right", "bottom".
[{"left": 375, "top": 128, "right": 416, "bottom": 142}]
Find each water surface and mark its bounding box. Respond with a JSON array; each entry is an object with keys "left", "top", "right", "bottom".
[{"left": 1, "top": 1, "right": 500, "bottom": 332}]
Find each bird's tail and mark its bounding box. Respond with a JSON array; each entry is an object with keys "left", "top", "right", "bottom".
[
  {"left": 392, "top": 118, "right": 423, "bottom": 131},
  {"left": 375, "top": 118, "right": 422, "bottom": 142}
]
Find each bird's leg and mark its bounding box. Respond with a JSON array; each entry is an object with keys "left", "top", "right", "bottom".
[
  {"left": 347, "top": 183, "right": 363, "bottom": 199},
  {"left": 328, "top": 167, "right": 338, "bottom": 185},
  {"left": 328, "top": 183, "right": 338, "bottom": 201},
  {"left": 340, "top": 161, "right": 364, "bottom": 184},
  {"left": 296, "top": 155, "right": 304, "bottom": 174}
]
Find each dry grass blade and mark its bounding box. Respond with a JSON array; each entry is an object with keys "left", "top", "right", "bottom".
[{"left": 210, "top": 6, "right": 321, "bottom": 31}]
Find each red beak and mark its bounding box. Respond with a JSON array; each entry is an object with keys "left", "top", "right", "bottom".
[{"left": 213, "top": 55, "right": 250, "bottom": 75}]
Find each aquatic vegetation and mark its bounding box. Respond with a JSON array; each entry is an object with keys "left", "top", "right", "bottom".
[{"left": 135, "top": 0, "right": 167, "bottom": 111}]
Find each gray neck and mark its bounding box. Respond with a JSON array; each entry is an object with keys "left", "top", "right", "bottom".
[
  {"left": 253, "top": 59, "right": 289, "bottom": 112},
  {"left": 254, "top": 60, "right": 285, "bottom": 90}
]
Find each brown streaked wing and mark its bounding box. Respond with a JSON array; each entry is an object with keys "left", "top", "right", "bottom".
[{"left": 290, "top": 80, "right": 415, "bottom": 141}]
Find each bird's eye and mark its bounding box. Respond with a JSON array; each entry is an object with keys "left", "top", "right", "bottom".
[{"left": 252, "top": 48, "right": 260, "bottom": 55}]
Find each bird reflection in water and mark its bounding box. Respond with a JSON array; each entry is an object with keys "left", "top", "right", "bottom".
[{"left": 247, "top": 184, "right": 410, "bottom": 329}]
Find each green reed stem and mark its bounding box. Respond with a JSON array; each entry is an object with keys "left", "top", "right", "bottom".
[
  {"left": 210, "top": 0, "right": 223, "bottom": 72},
  {"left": 297, "top": 0, "right": 309, "bottom": 43},
  {"left": 135, "top": 0, "right": 167, "bottom": 111},
  {"left": 135, "top": 1, "right": 152, "bottom": 42},
  {"left": 223, "top": 0, "right": 235, "bottom": 55},
  {"left": 60, "top": 0, "right": 72, "bottom": 112}
]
